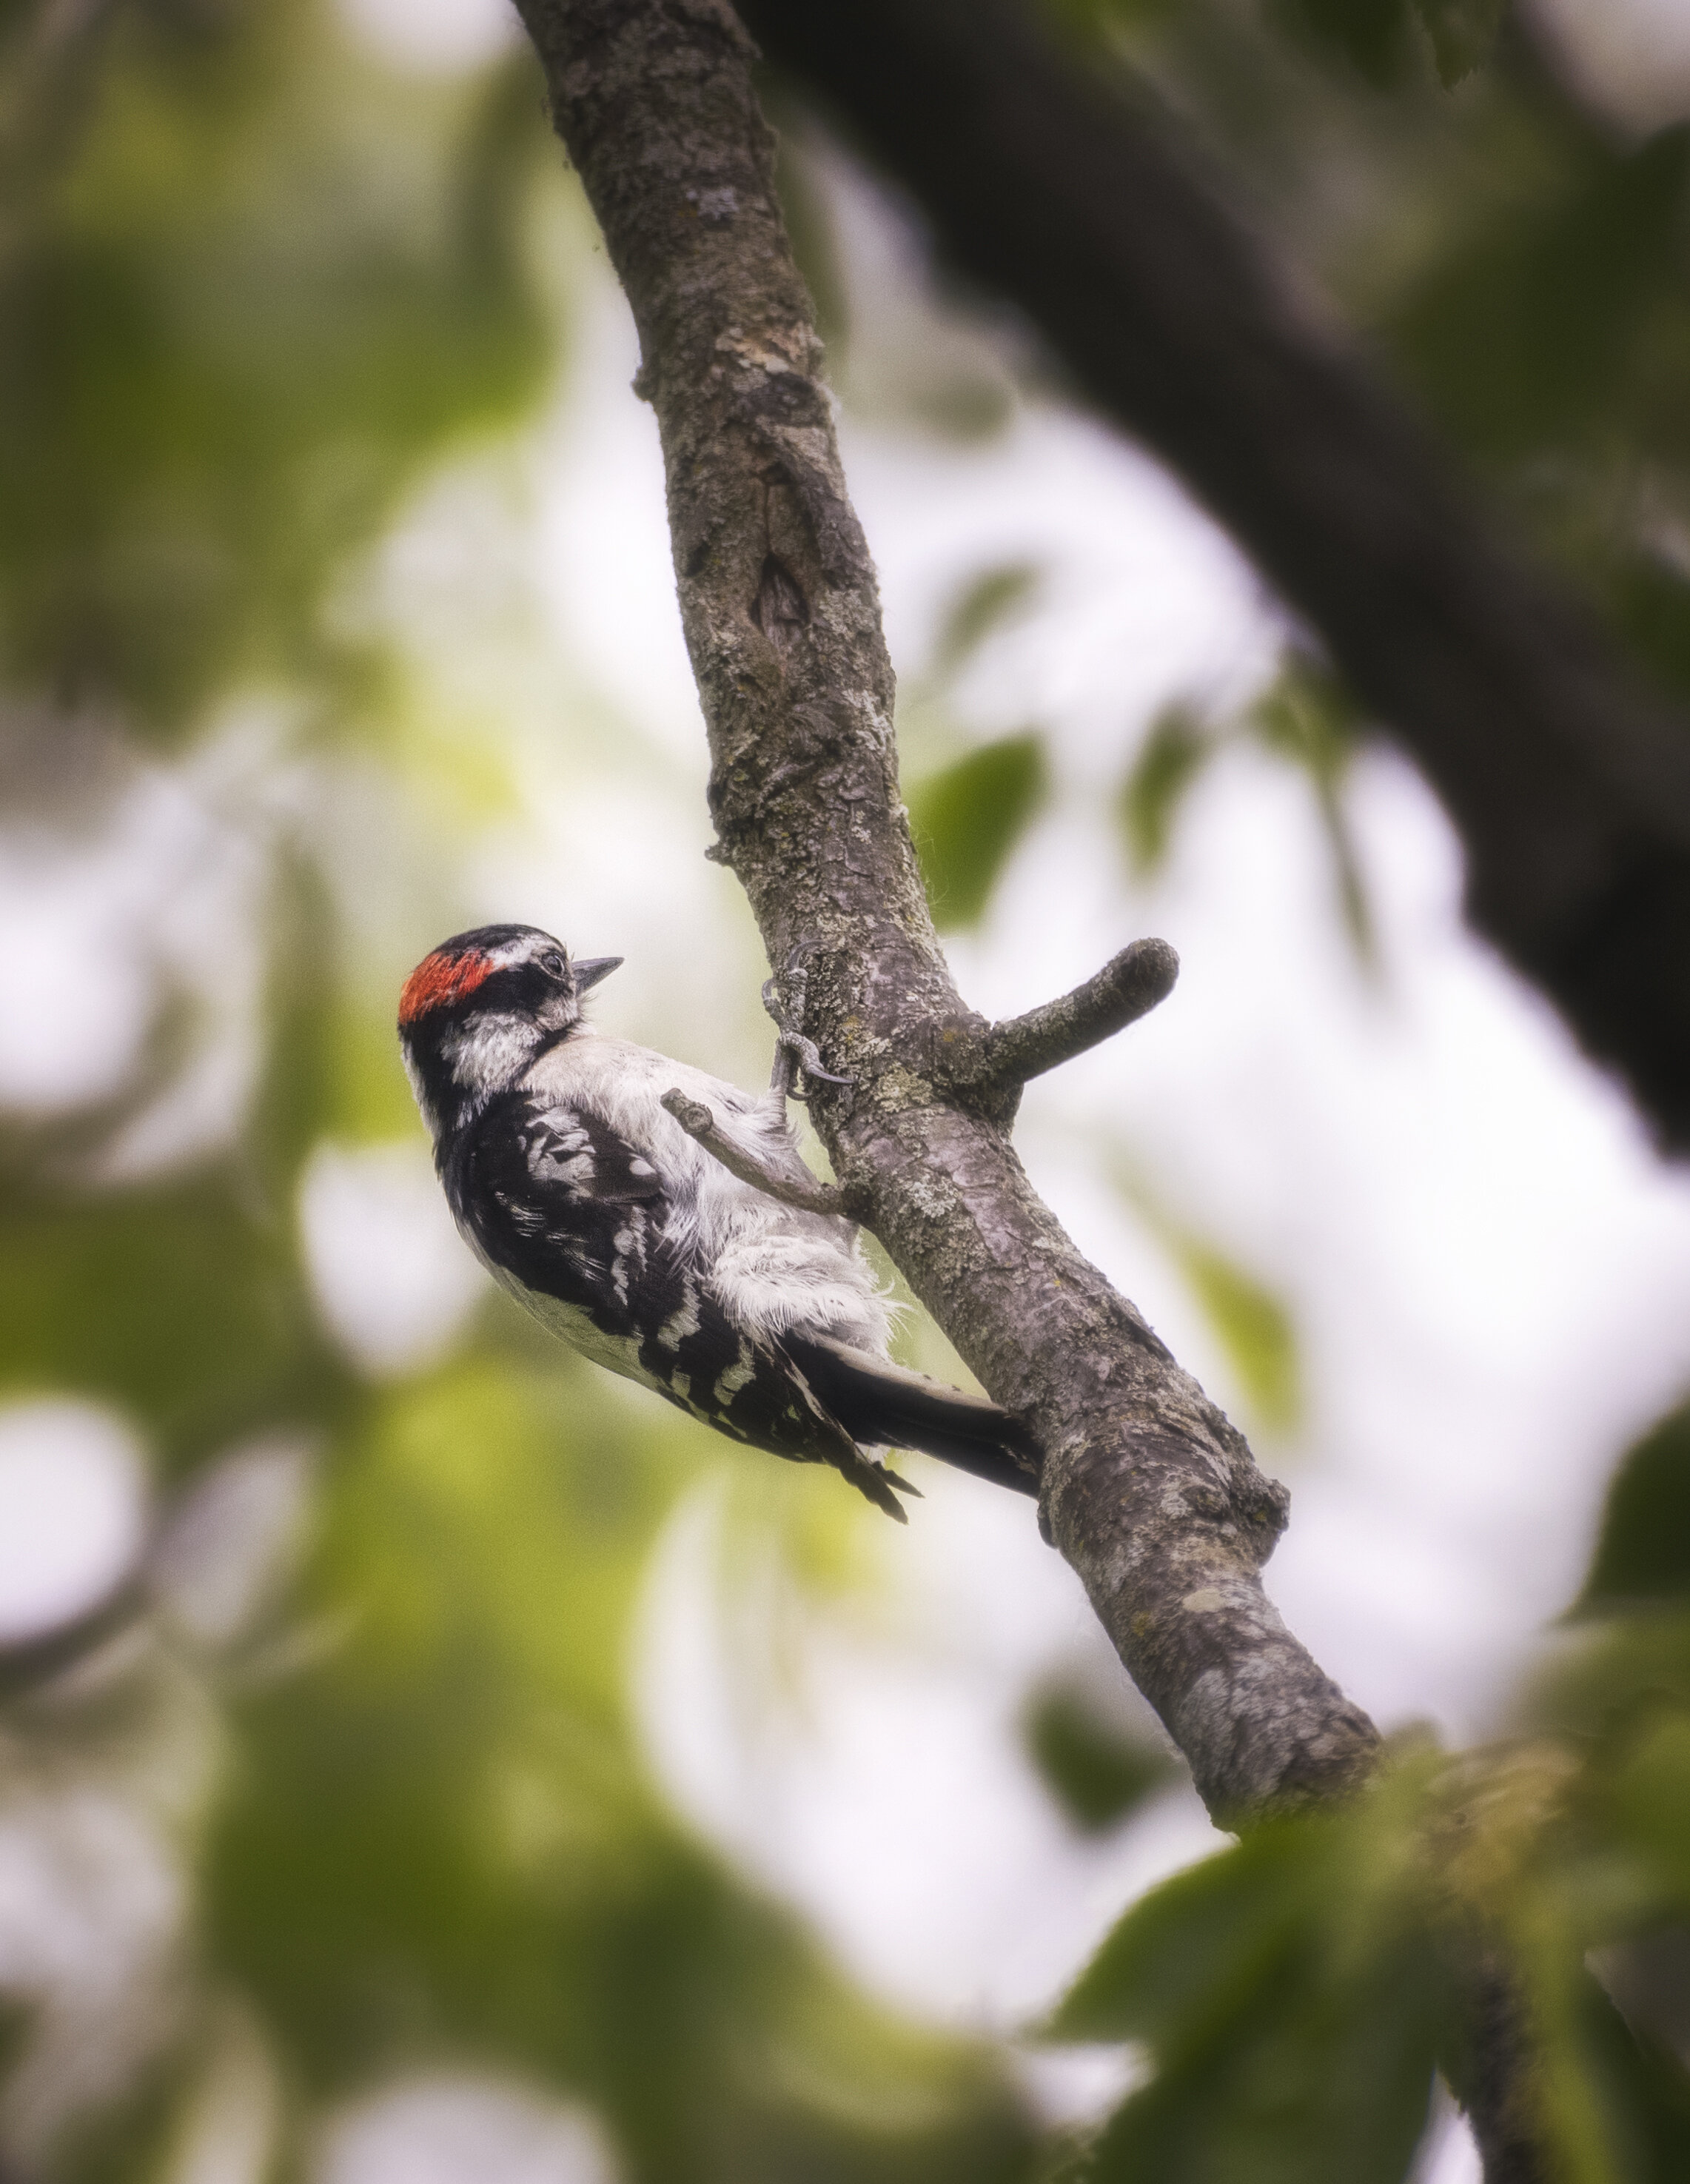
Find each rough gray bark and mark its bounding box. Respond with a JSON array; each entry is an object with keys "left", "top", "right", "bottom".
[
  {"left": 511, "top": 3, "right": 1552, "bottom": 2174},
  {"left": 735, "top": 0, "right": 1690, "bottom": 1161},
  {"left": 514, "top": 0, "right": 1376, "bottom": 1831},
  {"left": 513, "top": 3, "right": 1557, "bottom": 2171}
]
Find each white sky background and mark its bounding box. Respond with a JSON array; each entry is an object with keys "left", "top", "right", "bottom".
[{"left": 4, "top": 2, "right": 1690, "bottom": 2180}]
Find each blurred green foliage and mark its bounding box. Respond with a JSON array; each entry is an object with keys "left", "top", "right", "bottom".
[
  {"left": 1022, "top": 1680, "right": 1177, "bottom": 1834},
  {"left": 1048, "top": 1736, "right": 1690, "bottom": 2181},
  {"left": 1119, "top": 661, "right": 1372, "bottom": 959},
  {"left": 1034, "top": 1377, "right": 1690, "bottom": 2182},
  {"left": 1170, "top": 1240, "right": 1301, "bottom": 1435},
  {"left": 1113, "top": 1167, "right": 1304, "bottom": 1435},
  {"left": 929, "top": 562, "right": 1042, "bottom": 682},
  {"left": 908, "top": 733, "right": 1047, "bottom": 930},
  {"left": 1081, "top": 0, "right": 1690, "bottom": 885},
  {"left": 1574, "top": 1404, "right": 1690, "bottom": 1614},
  {"left": 899, "top": 563, "right": 1049, "bottom": 931},
  {"left": 195, "top": 1359, "right": 1033, "bottom": 2183},
  {"left": 1047, "top": 1789, "right": 1445, "bottom": 2183},
  {"left": 1119, "top": 705, "right": 1211, "bottom": 874},
  {"left": 0, "top": 0, "right": 551, "bottom": 740}
]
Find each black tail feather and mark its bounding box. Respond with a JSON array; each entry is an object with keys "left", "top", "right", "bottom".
[{"left": 786, "top": 1336, "right": 1042, "bottom": 1500}]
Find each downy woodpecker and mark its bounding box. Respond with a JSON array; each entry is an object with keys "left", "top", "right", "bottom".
[{"left": 398, "top": 925, "right": 1039, "bottom": 1518}]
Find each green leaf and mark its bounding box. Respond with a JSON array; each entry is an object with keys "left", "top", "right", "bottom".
[
  {"left": 1603, "top": 1712, "right": 1690, "bottom": 1909},
  {"left": 1487, "top": 1935, "right": 1690, "bottom": 2184},
  {"left": 1081, "top": 1942, "right": 1438, "bottom": 2184},
  {"left": 1575, "top": 1402, "right": 1690, "bottom": 1613},
  {"left": 1048, "top": 1826, "right": 1315, "bottom": 2045},
  {"left": 930, "top": 562, "right": 1041, "bottom": 681},
  {"left": 1596, "top": 2019, "right": 1690, "bottom": 2183},
  {"left": 1250, "top": 660, "right": 1359, "bottom": 789},
  {"left": 1572, "top": 1960, "right": 1690, "bottom": 2181},
  {"left": 1111, "top": 1168, "right": 1303, "bottom": 1433},
  {"left": 1022, "top": 1682, "right": 1178, "bottom": 1834},
  {"left": 1051, "top": 1807, "right": 1442, "bottom": 2184},
  {"left": 1119, "top": 706, "right": 1213, "bottom": 874},
  {"left": 1250, "top": 663, "right": 1374, "bottom": 960},
  {"left": 907, "top": 731, "right": 1048, "bottom": 930},
  {"left": 1173, "top": 1241, "right": 1301, "bottom": 1433}
]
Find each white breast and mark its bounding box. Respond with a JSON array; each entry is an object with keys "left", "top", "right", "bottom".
[{"left": 520, "top": 1031, "right": 891, "bottom": 1354}]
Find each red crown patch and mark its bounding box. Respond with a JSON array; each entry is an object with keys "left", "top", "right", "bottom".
[{"left": 398, "top": 947, "right": 496, "bottom": 1025}]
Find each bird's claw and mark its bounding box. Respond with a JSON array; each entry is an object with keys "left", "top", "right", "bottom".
[
  {"left": 779, "top": 1031, "right": 854, "bottom": 1089},
  {"left": 764, "top": 949, "right": 855, "bottom": 1104}
]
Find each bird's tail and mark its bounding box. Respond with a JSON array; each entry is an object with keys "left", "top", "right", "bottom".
[{"left": 785, "top": 1335, "right": 1041, "bottom": 1499}]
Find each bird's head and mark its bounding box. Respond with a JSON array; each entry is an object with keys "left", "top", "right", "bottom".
[{"left": 397, "top": 924, "right": 621, "bottom": 1139}]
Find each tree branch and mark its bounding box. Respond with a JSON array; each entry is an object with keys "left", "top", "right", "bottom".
[
  {"left": 514, "top": 1, "right": 1549, "bottom": 2170},
  {"left": 734, "top": 0, "right": 1690, "bottom": 1159},
  {"left": 973, "top": 937, "right": 1178, "bottom": 1092},
  {"left": 660, "top": 1088, "right": 848, "bottom": 1216},
  {"left": 517, "top": 0, "right": 1373, "bottom": 1831}
]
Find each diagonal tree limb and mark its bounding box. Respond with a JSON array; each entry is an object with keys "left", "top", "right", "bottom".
[
  {"left": 734, "top": 0, "right": 1690, "bottom": 1159},
  {"left": 512, "top": 1, "right": 1546, "bottom": 2171},
  {"left": 515, "top": 0, "right": 1371, "bottom": 1849}
]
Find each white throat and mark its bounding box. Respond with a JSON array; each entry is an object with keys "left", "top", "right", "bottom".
[{"left": 441, "top": 1011, "right": 545, "bottom": 1098}]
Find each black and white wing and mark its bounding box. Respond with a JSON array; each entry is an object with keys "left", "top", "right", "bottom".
[{"left": 444, "top": 1093, "right": 912, "bottom": 1518}]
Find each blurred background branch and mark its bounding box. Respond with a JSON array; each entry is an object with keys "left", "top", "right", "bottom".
[{"left": 738, "top": 0, "right": 1690, "bottom": 1158}]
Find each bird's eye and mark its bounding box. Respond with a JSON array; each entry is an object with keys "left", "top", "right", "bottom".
[{"left": 539, "top": 951, "right": 567, "bottom": 978}]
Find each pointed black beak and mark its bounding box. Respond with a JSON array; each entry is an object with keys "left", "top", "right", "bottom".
[{"left": 571, "top": 955, "right": 623, "bottom": 991}]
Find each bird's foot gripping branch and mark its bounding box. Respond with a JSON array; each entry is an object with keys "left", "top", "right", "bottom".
[
  {"left": 667, "top": 935, "right": 1181, "bottom": 1213},
  {"left": 762, "top": 941, "right": 854, "bottom": 1104}
]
